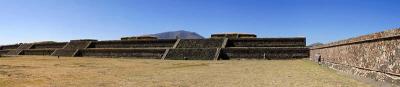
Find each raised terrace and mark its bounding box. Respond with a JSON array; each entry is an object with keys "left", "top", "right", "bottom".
[{"left": 0, "top": 33, "right": 309, "bottom": 60}]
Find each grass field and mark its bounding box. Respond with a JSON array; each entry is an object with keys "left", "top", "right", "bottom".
[{"left": 0, "top": 56, "right": 371, "bottom": 87}]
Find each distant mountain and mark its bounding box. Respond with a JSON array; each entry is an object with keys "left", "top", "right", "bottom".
[
  {"left": 308, "top": 42, "right": 324, "bottom": 47},
  {"left": 149, "top": 30, "right": 205, "bottom": 39}
]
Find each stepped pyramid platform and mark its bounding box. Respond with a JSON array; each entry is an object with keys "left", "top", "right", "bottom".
[
  {"left": 6, "top": 43, "right": 34, "bottom": 55},
  {"left": 0, "top": 33, "right": 309, "bottom": 60},
  {"left": 51, "top": 40, "right": 95, "bottom": 57}
]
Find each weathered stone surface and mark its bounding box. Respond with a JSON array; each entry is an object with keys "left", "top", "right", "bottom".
[
  {"left": 211, "top": 33, "right": 257, "bottom": 39},
  {"left": 90, "top": 39, "right": 176, "bottom": 48},
  {"left": 78, "top": 48, "right": 165, "bottom": 58},
  {"left": 63, "top": 41, "right": 92, "bottom": 49},
  {"left": 322, "top": 61, "right": 400, "bottom": 86},
  {"left": 176, "top": 39, "right": 225, "bottom": 48},
  {"left": 312, "top": 28, "right": 400, "bottom": 49},
  {"left": 165, "top": 39, "right": 225, "bottom": 60},
  {"left": 21, "top": 49, "right": 56, "bottom": 55},
  {"left": 165, "top": 48, "right": 218, "bottom": 60},
  {"left": 121, "top": 36, "right": 158, "bottom": 40},
  {"left": 0, "top": 50, "right": 8, "bottom": 55},
  {"left": 6, "top": 43, "right": 34, "bottom": 55},
  {"left": 310, "top": 28, "right": 400, "bottom": 85},
  {"left": 51, "top": 49, "right": 78, "bottom": 57},
  {"left": 227, "top": 38, "right": 306, "bottom": 47},
  {"left": 51, "top": 41, "right": 92, "bottom": 57},
  {"left": 0, "top": 44, "right": 20, "bottom": 50},
  {"left": 31, "top": 43, "right": 67, "bottom": 49},
  {"left": 0, "top": 34, "right": 308, "bottom": 60},
  {"left": 222, "top": 47, "right": 309, "bottom": 59}
]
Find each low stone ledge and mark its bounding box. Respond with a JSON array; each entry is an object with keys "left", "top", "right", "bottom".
[{"left": 322, "top": 61, "right": 400, "bottom": 86}]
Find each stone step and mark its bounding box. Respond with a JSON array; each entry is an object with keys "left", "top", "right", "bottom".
[
  {"left": 51, "top": 49, "right": 78, "bottom": 57},
  {"left": 6, "top": 44, "right": 34, "bottom": 55},
  {"left": 51, "top": 41, "right": 93, "bottom": 57}
]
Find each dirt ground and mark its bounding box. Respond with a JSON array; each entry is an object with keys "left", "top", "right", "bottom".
[{"left": 0, "top": 56, "right": 372, "bottom": 87}]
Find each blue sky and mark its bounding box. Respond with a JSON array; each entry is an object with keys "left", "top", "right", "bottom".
[{"left": 0, "top": 0, "right": 399, "bottom": 45}]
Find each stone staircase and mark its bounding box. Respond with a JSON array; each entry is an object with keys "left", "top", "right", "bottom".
[
  {"left": 164, "top": 38, "right": 228, "bottom": 60},
  {"left": 6, "top": 43, "right": 34, "bottom": 55},
  {"left": 51, "top": 41, "right": 92, "bottom": 57}
]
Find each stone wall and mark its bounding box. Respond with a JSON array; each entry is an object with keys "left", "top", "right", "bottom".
[
  {"left": 21, "top": 49, "right": 56, "bottom": 55},
  {"left": 164, "top": 48, "right": 219, "bottom": 60},
  {"left": 176, "top": 39, "right": 225, "bottom": 48},
  {"left": 78, "top": 48, "right": 166, "bottom": 58},
  {"left": 90, "top": 40, "right": 175, "bottom": 48},
  {"left": 227, "top": 38, "right": 306, "bottom": 47},
  {"left": 0, "top": 50, "right": 8, "bottom": 55},
  {"left": 310, "top": 28, "right": 400, "bottom": 85},
  {"left": 222, "top": 47, "right": 309, "bottom": 59},
  {"left": 0, "top": 42, "right": 66, "bottom": 56},
  {"left": 31, "top": 43, "right": 67, "bottom": 49},
  {"left": 1, "top": 44, "right": 20, "bottom": 50}
]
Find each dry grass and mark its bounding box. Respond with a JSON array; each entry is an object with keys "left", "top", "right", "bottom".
[{"left": 0, "top": 56, "right": 371, "bottom": 87}]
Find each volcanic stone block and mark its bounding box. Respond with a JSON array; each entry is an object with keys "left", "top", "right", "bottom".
[
  {"left": 78, "top": 48, "right": 166, "bottom": 59},
  {"left": 21, "top": 49, "right": 56, "bottom": 55},
  {"left": 221, "top": 47, "right": 309, "bottom": 59},
  {"left": 226, "top": 38, "right": 306, "bottom": 47},
  {"left": 164, "top": 48, "right": 219, "bottom": 60},
  {"left": 176, "top": 39, "right": 225, "bottom": 48},
  {"left": 90, "top": 39, "right": 176, "bottom": 48}
]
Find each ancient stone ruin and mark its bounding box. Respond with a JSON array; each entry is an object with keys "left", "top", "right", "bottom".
[
  {"left": 211, "top": 32, "right": 257, "bottom": 39},
  {"left": 0, "top": 33, "right": 308, "bottom": 60},
  {"left": 310, "top": 28, "right": 400, "bottom": 86},
  {"left": 121, "top": 36, "right": 158, "bottom": 40},
  {"left": 2, "top": 29, "right": 400, "bottom": 85}
]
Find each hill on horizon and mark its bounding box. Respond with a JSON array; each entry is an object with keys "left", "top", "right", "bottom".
[{"left": 148, "top": 30, "right": 205, "bottom": 39}]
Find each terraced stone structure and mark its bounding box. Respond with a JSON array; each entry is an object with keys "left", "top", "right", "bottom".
[
  {"left": 211, "top": 33, "right": 257, "bottom": 39},
  {"left": 0, "top": 33, "right": 308, "bottom": 60},
  {"left": 310, "top": 28, "right": 400, "bottom": 86},
  {"left": 121, "top": 36, "right": 158, "bottom": 40}
]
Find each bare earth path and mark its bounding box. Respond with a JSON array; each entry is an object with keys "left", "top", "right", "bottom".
[{"left": 0, "top": 56, "right": 371, "bottom": 87}]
